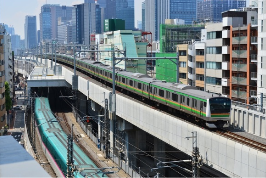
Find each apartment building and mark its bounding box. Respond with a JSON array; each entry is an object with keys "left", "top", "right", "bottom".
[
  {"left": 195, "top": 42, "right": 205, "bottom": 91},
  {"left": 204, "top": 22, "right": 225, "bottom": 94},
  {"left": 0, "top": 25, "right": 7, "bottom": 128},
  {"left": 222, "top": 9, "right": 258, "bottom": 104}
]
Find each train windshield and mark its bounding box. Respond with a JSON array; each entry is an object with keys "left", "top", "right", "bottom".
[{"left": 209, "top": 98, "right": 231, "bottom": 113}]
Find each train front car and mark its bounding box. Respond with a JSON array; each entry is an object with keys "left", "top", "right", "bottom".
[{"left": 205, "top": 97, "right": 231, "bottom": 128}]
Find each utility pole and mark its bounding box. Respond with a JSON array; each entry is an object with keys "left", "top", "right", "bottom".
[
  {"left": 176, "top": 46, "right": 179, "bottom": 83},
  {"left": 186, "top": 132, "right": 201, "bottom": 177},
  {"left": 260, "top": 93, "right": 266, "bottom": 113},
  {"left": 110, "top": 44, "right": 116, "bottom": 153},
  {"left": 72, "top": 45, "right": 78, "bottom": 121},
  {"left": 104, "top": 98, "right": 109, "bottom": 159},
  {"left": 67, "top": 124, "right": 74, "bottom": 178}
]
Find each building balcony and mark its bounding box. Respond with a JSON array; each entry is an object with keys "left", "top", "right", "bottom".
[
  {"left": 222, "top": 46, "right": 230, "bottom": 54},
  {"left": 251, "top": 72, "right": 257, "bottom": 80},
  {"left": 232, "top": 90, "right": 247, "bottom": 99},
  {"left": 222, "top": 30, "right": 230, "bottom": 38},
  {"left": 232, "top": 36, "right": 247, "bottom": 44},
  {"left": 232, "top": 76, "right": 247, "bottom": 85},
  {"left": 232, "top": 63, "right": 247, "bottom": 72},
  {"left": 188, "top": 60, "right": 195, "bottom": 68},
  {"left": 251, "top": 19, "right": 258, "bottom": 27},
  {"left": 222, "top": 78, "right": 230, "bottom": 86},
  {"left": 251, "top": 37, "right": 258, "bottom": 44},
  {"left": 195, "top": 55, "right": 204, "bottom": 62},
  {"left": 250, "top": 90, "right": 257, "bottom": 97},
  {"left": 188, "top": 73, "right": 195, "bottom": 80},
  {"left": 250, "top": 54, "right": 257, "bottom": 62},
  {"left": 222, "top": 87, "right": 230, "bottom": 95},
  {"left": 222, "top": 61, "right": 230, "bottom": 70},
  {"left": 196, "top": 68, "right": 204, "bottom": 75},
  {"left": 196, "top": 80, "right": 204, "bottom": 88},
  {"left": 232, "top": 50, "right": 247, "bottom": 58}
]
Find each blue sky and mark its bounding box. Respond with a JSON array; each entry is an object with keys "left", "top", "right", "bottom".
[{"left": 0, "top": 0, "right": 144, "bottom": 39}]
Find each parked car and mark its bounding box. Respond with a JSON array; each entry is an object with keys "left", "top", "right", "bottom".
[{"left": 13, "top": 106, "right": 23, "bottom": 110}]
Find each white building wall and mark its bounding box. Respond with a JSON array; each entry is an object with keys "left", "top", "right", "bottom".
[
  {"left": 257, "top": 0, "right": 266, "bottom": 109},
  {"left": 4, "top": 35, "right": 13, "bottom": 97}
]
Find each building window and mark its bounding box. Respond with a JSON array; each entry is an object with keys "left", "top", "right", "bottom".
[
  {"left": 196, "top": 74, "right": 204, "bottom": 81},
  {"left": 0, "top": 115, "right": 4, "bottom": 122},
  {"left": 207, "top": 47, "right": 222, "bottom": 54},
  {"left": 179, "top": 50, "right": 187, "bottom": 56},
  {"left": 196, "top": 62, "right": 204, "bottom": 68},
  {"left": 180, "top": 73, "right": 186, "bottom": 79},
  {"left": 206, "top": 77, "right": 221, "bottom": 85},
  {"left": 261, "top": 38, "right": 264, "bottom": 50},
  {"left": 207, "top": 31, "right": 222, "bottom": 39},
  {"left": 206, "top": 62, "right": 221, "bottom": 69},
  {"left": 196, "top": 50, "right": 204, "bottom": 55},
  {"left": 0, "top": 104, "right": 5, "bottom": 111},
  {"left": 180, "top": 62, "right": 186, "bottom": 67},
  {"left": 261, "top": 20, "right": 264, "bottom": 32}
]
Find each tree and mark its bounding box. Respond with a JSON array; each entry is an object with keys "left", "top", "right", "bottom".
[{"left": 5, "top": 82, "right": 12, "bottom": 112}]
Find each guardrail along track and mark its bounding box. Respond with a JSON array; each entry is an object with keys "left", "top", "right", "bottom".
[{"left": 216, "top": 130, "right": 266, "bottom": 153}]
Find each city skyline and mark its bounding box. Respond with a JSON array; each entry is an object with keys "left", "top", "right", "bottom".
[{"left": 0, "top": 0, "right": 144, "bottom": 39}]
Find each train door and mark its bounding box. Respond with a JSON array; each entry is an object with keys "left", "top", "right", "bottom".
[{"left": 200, "top": 101, "right": 203, "bottom": 117}]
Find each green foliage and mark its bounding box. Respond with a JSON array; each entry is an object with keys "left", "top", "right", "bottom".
[{"left": 5, "top": 82, "right": 11, "bottom": 111}]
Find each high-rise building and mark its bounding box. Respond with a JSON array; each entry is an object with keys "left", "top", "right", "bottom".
[
  {"left": 40, "top": 4, "right": 73, "bottom": 42},
  {"left": 142, "top": 2, "right": 145, "bottom": 31},
  {"left": 4, "top": 25, "right": 15, "bottom": 35},
  {"left": 0, "top": 25, "right": 8, "bottom": 128},
  {"left": 105, "top": 0, "right": 135, "bottom": 30},
  {"left": 145, "top": 0, "right": 196, "bottom": 41},
  {"left": 145, "top": 0, "right": 170, "bottom": 41},
  {"left": 74, "top": 2, "right": 102, "bottom": 46},
  {"left": 85, "top": 0, "right": 106, "bottom": 7},
  {"left": 40, "top": 5, "right": 52, "bottom": 41},
  {"left": 24, "top": 16, "right": 37, "bottom": 49},
  {"left": 11, "top": 34, "right": 20, "bottom": 55},
  {"left": 197, "top": 0, "right": 247, "bottom": 22},
  {"left": 169, "top": 0, "right": 197, "bottom": 24}
]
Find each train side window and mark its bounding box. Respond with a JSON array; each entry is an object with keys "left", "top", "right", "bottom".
[
  {"left": 129, "top": 80, "right": 133, "bottom": 86},
  {"left": 110, "top": 73, "right": 112, "bottom": 78},
  {"left": 194, "top": 99, "right": 197, "bottom": 108},
  {"left": 105, "top": 71, "right": 107, "bottom": 76},
  {"left": 172, "top": 93, "right": 178, "bottom": 101},
  {"left": 200, "top": 101, "right": 203, "bottom": 109},
  {"left": 154, "top": 87, "right": 157, "bottom": 94},
  {"left": 187, "top": 98, "right": 190, "bottom": 106},
  {"left": 159, "top": 89, "right": 164, "bottom": 97},
  {"left": 166, "top": 91, "right": 170, "bottom": 99},
  {"left": 100, "top": 70, "right": 102, "bottom": 74},
  {"left": 138, "top": 83, "right": 142, "bottom": 89},
  {"left": 204, "top": 102, "right": 206, "bottom": 107},
  {"left": 182, "top": 96, "right": 185, "bottom": 103},
  {"left": 122, "top": 77, "right": 125, "bottom": 83}
]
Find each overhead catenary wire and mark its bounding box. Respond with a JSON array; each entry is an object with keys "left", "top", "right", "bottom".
[{"left": 59, "top": 93, "right": 190, "bottom": 177}]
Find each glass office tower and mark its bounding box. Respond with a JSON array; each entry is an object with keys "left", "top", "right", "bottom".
[
  {"left": 105, "top": 0, "right": 135, "bottom": 30},
  {"left": 170, "top": 0, "right": 197, "bottom": 24}
]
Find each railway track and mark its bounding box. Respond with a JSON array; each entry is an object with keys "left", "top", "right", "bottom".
[
  {"left": 216, "top": 130, "right": 266, "bottom": 153},
  {"left": 54, "top": 59, "right": 266, "bottom": 161},
  {"left": 56, "top": 113, "right": 110, "bottom": 176}
]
